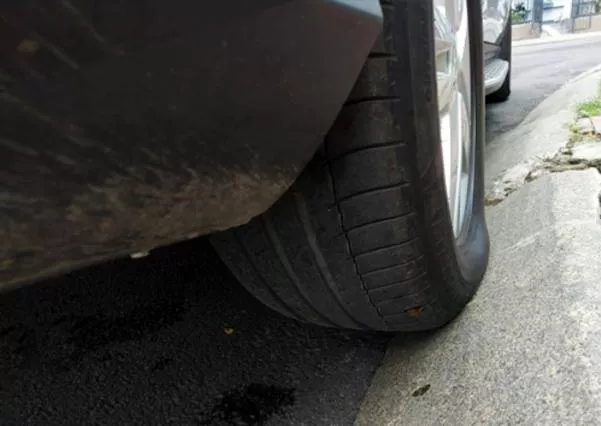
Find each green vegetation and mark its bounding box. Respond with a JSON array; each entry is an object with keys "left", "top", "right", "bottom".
[
  {"left": 577, "top": 99, "right": 601, "bottom": 118},
  {"left": 567, "top": 122, "right": 584, "bottom": 147},
  {"left": 511, "top": 2, "right": 527, "bottom": 24},
  {"left": 577, "top": 80, "right": 601, "bottom": 118}
]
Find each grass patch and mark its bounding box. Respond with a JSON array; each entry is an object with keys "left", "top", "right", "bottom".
[
  {"left": 567, "top": 122, "right": 584, "bottom": 147},
  {"left": 578, "top": 99, "right": 601, "bottom": 118},
  {"left": 577, "top": 79, "right": 601, "bottom": 118}
]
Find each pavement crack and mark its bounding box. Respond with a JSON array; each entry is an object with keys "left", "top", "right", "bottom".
[
  {"left": 486, "top": 152, "right": 601, "bottom": 206},
  {"left": 487, "top": 116, "right": 601, "bottom": 206}
]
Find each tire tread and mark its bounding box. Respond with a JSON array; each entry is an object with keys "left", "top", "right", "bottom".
[{"left": 211, "top": 0, "right": 489, "bottom": 332}]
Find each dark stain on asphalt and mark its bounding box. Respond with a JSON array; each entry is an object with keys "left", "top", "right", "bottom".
[
  {"left": 149, "top": 356, "right": 174, "bottom": 372},
  {"left": 0, "top": 239, "right": 390, "bottom": 425},
  {"left": 61, "top": 301, "right": 185, "bottom": 364},
  {"left": 200, "top": 383, "right": 295, "bottom": 426},
  {"left": 0, "top": 325, "right": 17, "bottom": 338},
  {"left": 0, "top": 300, "right": 185, "bottom": 370},
  {"left": 1, "top": 327, "right": 37, "bottom": 368}
]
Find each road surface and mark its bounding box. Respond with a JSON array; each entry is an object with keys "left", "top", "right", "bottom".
[
  {"left": 2, "top": 34, "right": 601, "bottom": 426},
  {"left": 0, "top": 240, "right": 389, "bottom": 425},
  {"left": 486, "top": 32, "right": 601, "bottom": 141}
]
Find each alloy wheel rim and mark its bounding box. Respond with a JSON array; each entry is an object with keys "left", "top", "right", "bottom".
[{"left": 434, "top": 0, "right": 473, "bottom": 238}]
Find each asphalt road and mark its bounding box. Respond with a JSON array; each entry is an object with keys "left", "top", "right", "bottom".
[
  {"left": 486, "top": 32, "right": 601, "bottom": 141},
  {"left": 0, "top": 240, "right": 389, "bottom": 425},
  {"left": 2, "top": 34, "right": 601, "bottom": 426}
]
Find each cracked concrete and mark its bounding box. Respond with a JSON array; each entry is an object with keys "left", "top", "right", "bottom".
[
  {"left": 486, "top": 84, "right": 601, "bottom": 205},
  {"left": 485, "top": 64, "right": 601, "bottom": 197},
  {"left": 486, "top": 145, "right": 601, "bottom": 205},
  {"left": 572, "top": 141, "right": 601, "bottom": 162}
]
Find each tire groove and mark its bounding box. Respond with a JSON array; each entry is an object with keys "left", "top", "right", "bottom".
[
  {"left": 345, "top": 212, "right": 416, "bottom": 235},
  {"left": 261, "top": 215, "right": 340, "bottom": 327},
  {"left": 324, "top": 161, "right": 391, "bottom": 329},
  {"left": 293, "top": 192, "right": 372, "bottom": 330},
  {"left": 328, "top": 140, "right": 405, "bottom": 163},
  {"left": 367, "top": 52, "right": 396, "bottom": 59},
  {"left": 344, "top": 95, "right": 400, "bottom": 107},
  {"left": 354, "top": 239, "right": 420, "bottom": 261},
  {"left": 374, "top": 285, "right": 436, "bottom": 312},
  {"left": 366, "top": 272, "right": 428, "bottom": 292},
  {"left": 232, "top": 232, "right": 302, "bottom": 322},
  {"left": 337, "top": 182, "right": 412, "bottom": 205},
  {"left": 360, "top": 255, "right": 425, "bottom": 278}
]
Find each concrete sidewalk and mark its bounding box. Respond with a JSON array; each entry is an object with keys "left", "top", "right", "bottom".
[
  {"left": 356, "top": 67, "right": 601, "bottom": 425},
  {"left": 514, "top": 30, "right": 601, "bottom": 47}
]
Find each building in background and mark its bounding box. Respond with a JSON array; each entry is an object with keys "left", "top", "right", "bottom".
[
  {"left": 512, "top": 0, "right": 572, "bottom": 22},
  {"left": 512, "top": 0, "right": 600, "bottom": 34}
]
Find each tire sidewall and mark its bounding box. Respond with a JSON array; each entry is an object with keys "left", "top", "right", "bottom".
[
  {"left": 386, "top": 0, "right": 490, "bottom": 320},
  {"left": 455, "top": 0, "right": 490, "bottom": 284}
]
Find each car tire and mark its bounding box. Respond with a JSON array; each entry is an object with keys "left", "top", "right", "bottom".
[
  {"left": 487, "top": 13, "right": 511, "bottom": 103},
  {"left": 211, "top": 0, "right": 489, "bottom": 332}
]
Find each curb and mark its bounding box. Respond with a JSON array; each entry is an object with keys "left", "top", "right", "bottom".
[
  {"left": 485, "top": 63, "right": 601, "bottom": 198},
  {"left": 569, "top": 62, "right": 601, "bottom": 84},
  {"left": 513, "top": 30, "right": 601, "bottom": 47}
]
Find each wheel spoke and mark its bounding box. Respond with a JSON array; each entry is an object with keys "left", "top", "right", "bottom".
[
  {"left": 434, "top": 0, "right": 472, "bottom": 237},
  {"left": 451, "top": 93, "right": 463, "bottom": 229}
]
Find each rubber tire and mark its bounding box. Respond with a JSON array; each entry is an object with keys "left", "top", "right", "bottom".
[
  {"left": 211, "top": 0, "right": 489, "bottom": 332},
  {"left": 486, "top": 14, "right": 511, "bottom": 103}
]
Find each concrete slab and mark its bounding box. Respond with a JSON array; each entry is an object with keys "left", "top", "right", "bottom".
[
  {"left": 356, "top": 170, "right": 601, "bottom": 425},
  {"left": 572, "top": 141, "right": 601, "bottom": 162},
  {"left": 576, "top": 117, "right": 594, "bottom": 134},
  {"left": 590, "top": 116, "right": 601, "bottom": 134}
]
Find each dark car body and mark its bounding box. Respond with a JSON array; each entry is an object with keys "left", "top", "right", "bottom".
[{"left": 0, "top": 0, "right": 510, "bottom": 289}]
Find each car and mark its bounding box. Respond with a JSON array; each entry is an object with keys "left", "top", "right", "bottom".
[{"left": 1, "top": 0, "right": 511, "bottom": 332}]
